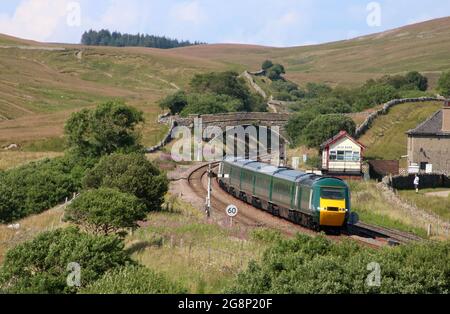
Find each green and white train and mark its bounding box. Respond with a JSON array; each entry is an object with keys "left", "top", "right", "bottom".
[{"left": 218, "top": 158, "right": 351, "bottom": 230}]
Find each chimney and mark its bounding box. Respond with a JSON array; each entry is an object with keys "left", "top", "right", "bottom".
[{"left": 443, "top": 100, "right": 450, "bottom": 133}]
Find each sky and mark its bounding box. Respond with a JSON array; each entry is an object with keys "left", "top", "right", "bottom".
[{"left": 1, "top": 0, "right": 450, "bottom": 47}]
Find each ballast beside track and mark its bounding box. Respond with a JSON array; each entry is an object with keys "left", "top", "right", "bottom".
[{"left": 183, "top": 162, "right": 424, "bottom": 247}]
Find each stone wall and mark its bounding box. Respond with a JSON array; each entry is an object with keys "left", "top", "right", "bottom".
[
  {"left": 383, "top": 173, "right": 450, "bottom": 190},
  {"left": 354, "top": 97, "right": 442, "bottom": 138},
  {"left": 145, "top": 118, "right": 175, "bottom": 154}
]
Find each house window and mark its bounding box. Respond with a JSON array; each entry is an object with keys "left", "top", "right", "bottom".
[
  {"left": 344, "top": 151, "right": 353, "bottom": 161},
  {"left": 330, "top": 151, "right": 337, "bottom": 160},
  {"left": 353, "top": 152, "right": 360, "bottom": 161},
  {"left": 337, "top": 151, "right": 345, "bottom": 161}
]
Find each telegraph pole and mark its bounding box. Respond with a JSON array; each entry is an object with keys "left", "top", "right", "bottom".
[{"left": 205, "top": 163, "right": 212, "bottom": 218}]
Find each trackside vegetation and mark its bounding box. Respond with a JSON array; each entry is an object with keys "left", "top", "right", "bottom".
[
  {"left": 0, "top": 227, "right": 132, "bottom": 293},
  {"left": 226, "top": 233, "right": 450, "bottom": 294},
  {"left": 81, "top": 265, "right": 187, "bottom": 294}
]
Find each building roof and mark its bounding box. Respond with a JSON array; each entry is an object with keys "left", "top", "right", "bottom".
[
  {"left": 407, "top": 110, "right": 450, "bottom": 136},
  {"left": 320, "top": 131, "right": 366, "bottom": 150}
]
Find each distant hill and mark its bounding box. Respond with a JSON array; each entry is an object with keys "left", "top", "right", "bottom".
[{"left": 1, "top": 17, "right": 450, "bottom": 148}]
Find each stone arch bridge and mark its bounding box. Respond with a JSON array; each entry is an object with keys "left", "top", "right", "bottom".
[
  {"left": 173, "top": 112, "right": 290, "bottom": 139},
  {"left": 172, "top": 112, "right": 291, "bottom": 164}
]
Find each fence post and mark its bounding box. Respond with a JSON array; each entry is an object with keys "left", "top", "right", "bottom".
[{"left": 427, "top": 224, "right": 432, "bottom": 237}]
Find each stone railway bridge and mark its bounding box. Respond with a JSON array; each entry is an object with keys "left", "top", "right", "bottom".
[
  {"left": 172, "top": 112, "right": 290, "bottom": 139},
  {"left": 171, "top": 112, "right": 291, "bottom": 163}
]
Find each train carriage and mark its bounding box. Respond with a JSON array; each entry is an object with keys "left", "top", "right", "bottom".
[{"left": 218, "top": 158, "right": 350, "bottom": 231}]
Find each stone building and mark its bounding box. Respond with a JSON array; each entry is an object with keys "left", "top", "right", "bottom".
[{"left": 406, "top": 100, "right": 450, "bottom": 174}]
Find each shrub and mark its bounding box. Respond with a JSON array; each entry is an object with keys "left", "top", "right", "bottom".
[
  {"left": 286, "top": 111, "right": 316, "bottom": 145},
  {"left": 65, "top": 188, "right": 147, "bottom": 235},
  {"left": 405, "top": 71, "right": 428, "bottom": 91},
  {"left": 180, "top": 93, "right": 242, "bottom": 116},
  {"left": 438, "top": 71, "right": 450, "bottom": 98},
  {"left": 83, "top": 153, "right": 168, "bottom": 212},
  {"left": 261, "top": 60, "right": 273, "bottom": 71},
  {"left": 64, "top": 100, "right": 144, "bottom": 157},
  {"left": 190, "top": 71, "right": 261, "bottom": 111},
  {"left": 305, "top": 82, "right": 333, "bottom": 98},
  {"left": 225, "top": 234, "right": 450, "bottom": 294},
  {"left": 0, "top": 154, "right": 95, "bottom": 223},
  {"left": 0, "top": 227, "right": 132, "bottom": 294},
  {"left": 266, "top": 64, "right": 285, "bottom": 81},
  {"left": 81, "top": 265, "right": 187, "bottom": 294},
  {"left": 159, "top": 91, "right": 188, "bottom": 114},
  {"left": 303, "top": 114, "right": 356, "bottom": 148}
]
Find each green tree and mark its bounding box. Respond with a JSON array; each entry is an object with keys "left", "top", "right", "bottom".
[
  {"left": 305, "top": 82, "right": 333, "bottom": 98},
  {"left": 285, "top": 111, "right": 316, "bottom": 145},
  {"left": 189, "top": 71, "right": 261, "bottom": 111},
  {"left": 180, "top": 93, "right": 243, "bottom": 116},
  {"left": 266, "top": 64, "right": 285, "bottom": 81},
  {"left": 83, "top": 153, "right": 168, "bottom": 212},
  {"left": 438, "top": 71, "right": 450, "bottom": 98},
  {"left": 159, "top": 91, "right": 188, "bottom": 115},
  {"left": 0, "top": 227, "right": 132, "bottom": 294},
  {"left": 64, "top": 100, "right": 144, "bottom": 157},
  {"left": 303, "top": 114, "right": 356, "bottom": 148},
  {"left": 405, "top": 71, "right": 428, "bottom": 91},
  {"left": 65, "top": 188, "right": 146, "bottom": 235},
  {"left": 81, "top": 265, "right": 187, "bottom": 294},
  {"left": 261, "top": 60, "right": 273, "bottom": 71}
]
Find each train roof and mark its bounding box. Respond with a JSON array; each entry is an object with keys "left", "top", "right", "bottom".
[
  {"left": 222, "top": 158, "right": 347, "bottom": 186},
  {"left": 273, "top": 169, "right": 309, "bottom": 182}
]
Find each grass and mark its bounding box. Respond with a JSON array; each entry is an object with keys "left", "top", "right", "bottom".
[
  {"left": 348, "top": 180, "right": 428, "bottom": 238},
  {"left": 359, "top": 101, "right": 443, "bottom": 165},
  {"left": 125, "top": 196, "right": 269, "bottom": 293},
  {"left": 0, "top": 151, "right": 63, "bottom": 171},
  {"left": 398, "top": 189, "right": 450, "bottom": 221}
]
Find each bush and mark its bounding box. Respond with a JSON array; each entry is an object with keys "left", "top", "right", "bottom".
[
  {"left": 64, "top": 100, "right": 144, "bottom": 157},
  {"left": 354, "top": 83, "right": 399, "bottom": 110},
  {"left": 438, "top": 71, "right": 450, "bottom": 98},
  {"left": 261, "top": 60, "right": 273, "bottom": 71},
  {"left": 405, "top": 71, "right": 428, "bottom": 91},
  {"left": 0, "top": 154, "right": 95, "bottom": 223},
  {"left": 65, "top": 188, "right": 147, "bottom": 235},
  {"left": 81, "top": 265, "right": 187, "bottom": 294},
  {"left": 305, "top": 83, "right": 332, "bottom": 98},
  {"left": 266, "top": 64, "right": 285, "bottom": 81},
  {"left": 190, "top": 71, "right": 262, "bottom": 112},
  {"left": 286, "top": 111, "right": 316, "bottom": 145},
  {"left": 0, "top": 227, "right": 132, "bottom": 294},
  {"left": 180, "top": 93, "right": 242, "bottom": 116},
  {"left": 83, "top": 153, "right": 168, "bottom": 212},
  {"left": 226, "top": 234, "right": 450, "bottom": 294},
  {"left": 303, "top": 114, "right": 356, "bottom": 148},
  {"left": 159, "top": 91, "right": 188, "bottom": 114}
]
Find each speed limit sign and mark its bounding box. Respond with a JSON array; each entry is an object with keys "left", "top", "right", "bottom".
[{"left": 226, "top": 205, "right": 238, "bottom": 217}]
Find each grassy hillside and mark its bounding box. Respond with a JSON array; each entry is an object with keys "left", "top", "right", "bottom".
[
  {"left": 1, "top": 17, "right": 450, "bottom": 151},
  {"left": 359, "top": 101, "right": 443, "bottom": 163},
  {"left": 170, "top": 17, "right": 450, "bottom": 87}
]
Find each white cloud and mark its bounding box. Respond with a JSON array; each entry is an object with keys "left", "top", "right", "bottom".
[
  {"left": 0, "top": 0, "right": 71, "bottom": 41},
  {"left": 170, "top": 0, "right": 206, "bottom": 25}
]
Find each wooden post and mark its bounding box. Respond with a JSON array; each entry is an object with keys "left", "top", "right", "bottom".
[{"left": 427, "top": 224, "right": 432, "bottom": 237}]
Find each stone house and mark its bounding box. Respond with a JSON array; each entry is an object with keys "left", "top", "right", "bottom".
[{"left": 406, "top": 100, "right": 450, "bottom": 174}]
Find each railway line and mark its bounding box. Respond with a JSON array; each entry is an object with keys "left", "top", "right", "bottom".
[{"left": 181, "top": 162, "right": 425, "bottom": 247}]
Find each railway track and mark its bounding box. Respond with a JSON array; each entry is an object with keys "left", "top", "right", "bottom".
[{"left": 184, "top": 162, "right": 424, "bottom": 247}]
